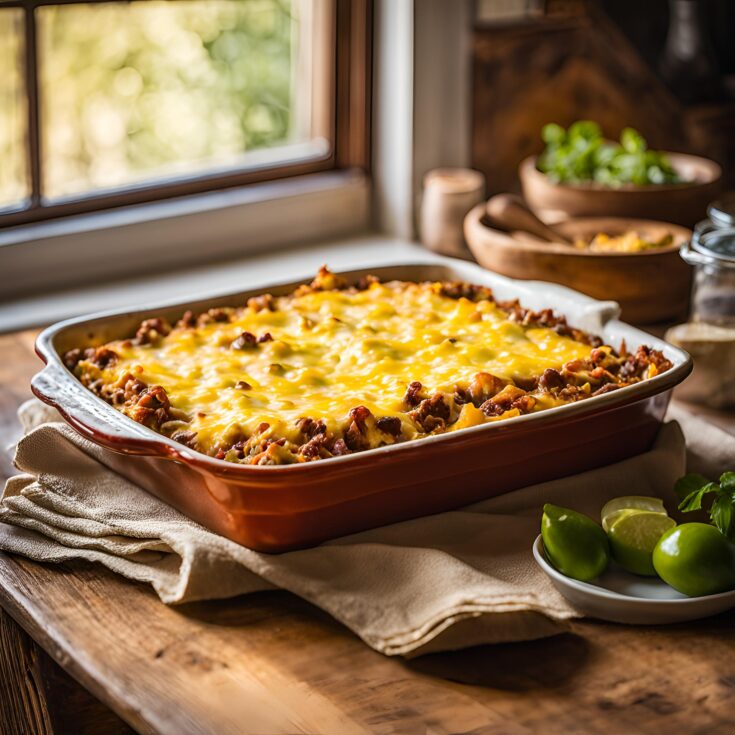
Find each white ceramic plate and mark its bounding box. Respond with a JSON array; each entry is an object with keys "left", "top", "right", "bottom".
[{"left": 533, "top": 535, "right": 735, "bottom": 624}]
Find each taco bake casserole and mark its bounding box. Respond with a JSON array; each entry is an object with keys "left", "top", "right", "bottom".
[{"left": 63, "top": 267, "right": 672, "bottom": 466}]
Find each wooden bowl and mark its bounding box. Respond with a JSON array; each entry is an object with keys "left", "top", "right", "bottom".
[
  {"left": 519, "top": 153, "right": 722, "bottom": 227},
  {"left": 464, "top": 204, "right": 693, "bottom": 324}
]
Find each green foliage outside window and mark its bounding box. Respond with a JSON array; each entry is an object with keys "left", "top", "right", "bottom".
[{"left": 0, "top": 0, "right": 297, "bottom": 203}]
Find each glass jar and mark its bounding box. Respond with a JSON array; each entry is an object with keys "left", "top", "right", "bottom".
[
  {"left": 680, "top": 228, "right": 735, "bottom": 326},
  {"left": 691, "top": 193, "right": 735, "bottom": 249}
]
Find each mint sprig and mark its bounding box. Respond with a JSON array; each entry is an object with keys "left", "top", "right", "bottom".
[{"left": 675, "top": 472, "right": 735, "bottom": 538}]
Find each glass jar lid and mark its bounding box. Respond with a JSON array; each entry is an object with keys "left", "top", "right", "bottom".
[
  {"left": 683, "top": 227, "right": 735, "bottom": 269},
  {"left": 695, "top": 229, "right": 735, "bottom": 261},
  {"left": 707, "top": 193, "right": 735, "bottom": 229}
]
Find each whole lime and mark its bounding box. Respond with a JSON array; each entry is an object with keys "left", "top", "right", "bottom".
[
  {"left": 541, "top": 503, "right": 610, "bottom": 582},
  {"left": 653, "top": 523, "right": 735, "bottom": 597}
]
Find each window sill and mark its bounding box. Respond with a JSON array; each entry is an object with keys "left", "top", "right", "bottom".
[
  {"left": 0, "top": 169, "right": 370, "bottom": 301},
  {"left": 0, "top": 235, "right": 434, "bottom": 333}
]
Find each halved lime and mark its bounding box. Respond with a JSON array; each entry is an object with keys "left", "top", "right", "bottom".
[
  {"left": 607, "top": 509, "right": 676, "bottom": 576},
  {"left": 601, "top": 495, "right": 667, "bottom": 533}
]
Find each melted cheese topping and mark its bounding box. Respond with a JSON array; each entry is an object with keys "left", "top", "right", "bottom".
[{"left": 95, "top": 281, "right": 593, "bottom": 453}]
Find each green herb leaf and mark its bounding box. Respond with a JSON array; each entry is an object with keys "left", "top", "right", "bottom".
[
  {"left": 541, "top": 123, "right": 564, "bottom": 145},
  {"left": 678, "top": 482, "right": 720, "bottom": 512},
  {"left": 569, "top": 120, "right": 601, "bottom": 141},
  {"left": 674, "top": 473, "right": 710, "bottom": 502},
  {"left": 674, "top": 470, "right": 735, "bottom": 539},
  {"left": 537, "top": 121, "right": 681, "bottom": 186},
  {"left": 710, "top": 493, "right": 734, "bottom": 538},
  {"left": 621, "top": 127, "right": 646, "bottom": 154},
  {"left": 720, "top": 471, "right": 735, "bottom": 494}
]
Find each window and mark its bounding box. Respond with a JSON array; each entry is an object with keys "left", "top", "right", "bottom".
[
  {"left": 0, "top": 9, "right": 28, "bottom": 209},
  {"left": 0, "top": 0, "right": 370, "bottom": 226}
]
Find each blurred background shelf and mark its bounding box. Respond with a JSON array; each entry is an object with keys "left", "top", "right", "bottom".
[{"left": 472, "top": 0, "right": 735, "bottom": 199}]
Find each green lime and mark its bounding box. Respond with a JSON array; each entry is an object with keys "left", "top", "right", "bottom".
[
  {"left": 601, "top": 495, "right": 667, "bottom": 532},
  {"left": 653, "top": 523, "right": 735, "bottom": 597},
  {"left": 607, "top": 509, "right": 676, "bottom": 576},
  {"left": 541, "top": 503, "right": 610, "bottom": 582}
]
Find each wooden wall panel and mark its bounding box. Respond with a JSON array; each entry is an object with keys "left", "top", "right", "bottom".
[{"left": 471, "top": 14, "right": 688, "bottom": 195}]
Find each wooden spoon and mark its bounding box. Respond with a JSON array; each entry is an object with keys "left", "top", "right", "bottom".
[{"left": 486, "top": 194, "right": 573, "bottom": 245}]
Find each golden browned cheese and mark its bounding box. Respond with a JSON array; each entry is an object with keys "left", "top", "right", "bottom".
[
  {"left": 71, "top": 275, "right": 669, "bottom": 464},
  {"left": 574, "top": 231, "right": 674, "bottom": 253}
]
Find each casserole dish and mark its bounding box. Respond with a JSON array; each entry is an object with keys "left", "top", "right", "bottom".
[{"left": 32, "top": 258, "right": 692, "bottom": 552}]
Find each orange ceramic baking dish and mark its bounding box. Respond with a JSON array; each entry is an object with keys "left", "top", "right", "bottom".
[{"left": 32, "top": 259, "right": 692, "bottom": 552}]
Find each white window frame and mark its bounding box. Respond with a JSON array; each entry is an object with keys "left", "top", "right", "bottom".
[{"left": 0, "top": 170, "right": 370, "bottom": 300}]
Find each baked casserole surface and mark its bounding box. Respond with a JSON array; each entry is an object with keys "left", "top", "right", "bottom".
[{"left": 64, "top": 267, "right": 672, "bottom": 465}]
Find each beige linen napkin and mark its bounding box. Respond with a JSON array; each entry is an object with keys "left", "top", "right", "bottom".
[{"left": 0, "top": 399, "right": 731, "bottom": 656}]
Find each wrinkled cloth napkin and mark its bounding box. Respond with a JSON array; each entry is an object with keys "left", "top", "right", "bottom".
[{"left": 0, "top": 399, "right": 732, "bottom": 656}]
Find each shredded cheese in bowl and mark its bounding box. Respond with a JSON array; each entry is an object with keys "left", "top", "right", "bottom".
[{"left": 574, "top": 231, "right": 674, "bottom": 253}]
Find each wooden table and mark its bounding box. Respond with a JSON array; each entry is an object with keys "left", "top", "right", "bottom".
[{"left": 2, "top": 329, "right": 735, "bottom": 735}]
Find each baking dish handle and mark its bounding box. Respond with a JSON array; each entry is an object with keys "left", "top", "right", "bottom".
[
  {"left": 31, "top": 361, "right": 168, "bottom": 455},
  {"left": 519, "top": 279, "right": 621, "bottom": 333}
]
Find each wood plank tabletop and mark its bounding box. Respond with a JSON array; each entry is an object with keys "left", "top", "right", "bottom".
[{"left": 2, "top": 329, "right": 735, "bottom": 735}]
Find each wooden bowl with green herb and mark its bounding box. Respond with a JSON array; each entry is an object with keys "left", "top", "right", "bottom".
[{"left": 520, "top": 122, "right": 722, "bottom": 227}]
